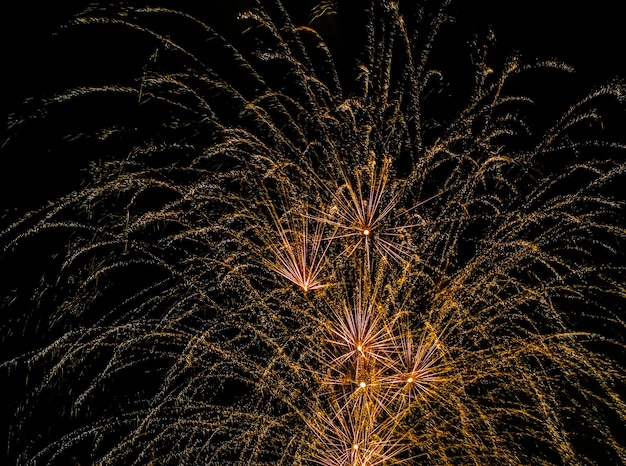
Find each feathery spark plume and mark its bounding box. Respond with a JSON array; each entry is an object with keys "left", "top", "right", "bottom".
[{"left": 1, "top": 1, "right": 625, "bottom": 465}]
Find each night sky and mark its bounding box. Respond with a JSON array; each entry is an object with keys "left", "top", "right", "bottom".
[
  {"left": 1, "top": 1, "right": 626, "bottom": 209},
  {"left": 1, "top": 1, "right": 625, "bottom": 464}
]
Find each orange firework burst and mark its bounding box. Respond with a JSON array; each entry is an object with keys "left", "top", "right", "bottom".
[
  {"left": 318, "top": 157, "right": 432, "bottom": 269},
  {"left": 261, "top": 200, "right": 333, "bottom": 293}
]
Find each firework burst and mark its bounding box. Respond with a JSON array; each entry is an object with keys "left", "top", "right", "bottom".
[
  {"left": 317, "top": 156, "right": 433, "bottom": 268},
  {"left": 1, "top": 1, "right": 625, "bottom": 465}
]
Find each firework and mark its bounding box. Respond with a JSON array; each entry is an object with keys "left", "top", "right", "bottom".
[{"left": 1, "top": 1, "right": 625, "bottom": 465}]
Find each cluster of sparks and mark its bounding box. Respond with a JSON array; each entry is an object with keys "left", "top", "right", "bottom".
[{"left": 1, "top": 1, "right": 625, "bottom": 465}]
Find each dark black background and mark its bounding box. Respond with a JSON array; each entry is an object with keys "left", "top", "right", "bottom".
[
  {"left": 0, "top": 1, "right": 625, "bottom": 464},
  {"left": 3, "top": 1, "right": 626, "bottom": 110},
  {"left": 1, "top": 1, "right": 625, "bottom": 210}
]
